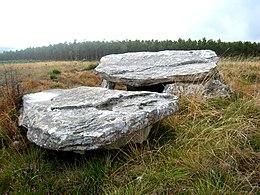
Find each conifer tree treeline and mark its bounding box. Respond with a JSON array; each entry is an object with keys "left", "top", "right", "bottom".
[{"left": 0, "top": 38, "right": 259, "bottom": 61}]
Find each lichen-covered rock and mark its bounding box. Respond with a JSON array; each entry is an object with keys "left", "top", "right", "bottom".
[
  {"left": 19, "top": 87, "right": 178, "bottom": 152},
  {"left": 163, "top": 83, "right": 204, "bottom": 97},
  {"left": 95, "top": 50, "right": 219, "bottom": 87},
  {"left": 163, "top": 76, "right": 233, "bottom": 98}
]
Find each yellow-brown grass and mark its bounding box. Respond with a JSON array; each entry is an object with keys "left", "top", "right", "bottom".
[
  {"left": 218, "top": 58, "right": 260, "bottom": 97},
  {"left": 0, "top": 61, "right": 100, "bottom": 93},
  {"left": 0, "top": 61, "right": 97, "bottom": 79}
]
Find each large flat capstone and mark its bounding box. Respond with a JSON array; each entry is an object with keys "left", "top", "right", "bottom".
[
  {"left": 95, "top": 50, "right": 219, "bottom": 87},
  {"left": 19, "top": 86, "right": 178, "bottom": 152}
]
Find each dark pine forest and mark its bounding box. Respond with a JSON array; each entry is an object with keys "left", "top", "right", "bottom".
[{"left": 0, "top": 38, "right": 259, "bottom": 62}]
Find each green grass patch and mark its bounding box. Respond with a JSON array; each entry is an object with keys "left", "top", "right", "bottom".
[
  {"left": 51, "top": 69, "right": 61, "bottom": 75},
  {"left": 48, "top": 69, "right": 61, "bottom": 80},
  {"left": 49, "top": 73, "right": 58, "bottom": 80},
  {"left": 82, "top": 62, "right": 98, "bottom": 71},
  {"left": 0, "top": 147, "right": 56, "bottom": 194},
  {"left": 49, "top": 83, "right": 64, "bottom": 89}
]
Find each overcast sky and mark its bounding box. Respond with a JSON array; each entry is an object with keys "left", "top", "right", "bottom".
[{"left": 1, "top": 0, "right": 259, "bottom": 49}]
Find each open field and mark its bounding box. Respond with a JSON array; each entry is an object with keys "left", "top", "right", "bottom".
[
  {"left": 0, "top": 58, "right": 259, "bottom": 194},
  {"left": 218, "top": 58, "right": 260, "bottom": 96},
  {"left": 0, "top": 61, "right": 101, "bottom": 91}
]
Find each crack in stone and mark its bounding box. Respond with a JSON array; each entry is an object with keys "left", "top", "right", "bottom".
[
  {"left": 51, "top": 104, "right": 93, "bottom": 111},
  {"left": 50, "top": 93, "right": 155, "bottom": 112}
]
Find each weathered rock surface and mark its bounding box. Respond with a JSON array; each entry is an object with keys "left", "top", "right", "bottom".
[
  {"left": 95, "top": 50, "right": 219, "bottom": 87},
  {"left": 163, "top": 75, "right": 233, "bottom": 98},
  {"left": 19, "top": 86, "right": 178, "bottom": 152}
]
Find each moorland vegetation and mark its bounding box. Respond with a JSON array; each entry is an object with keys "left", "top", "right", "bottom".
[{"left": 0, "top": 41, "right": 259, "bottom": 194}]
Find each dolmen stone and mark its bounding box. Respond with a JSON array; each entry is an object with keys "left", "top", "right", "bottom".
[
  {"left": 163, "top": 76, "right": 233, "bottom": 98},
  {"left": 95, "top": 50, "right": 218, "bottom": 89},
  {"left": 95, "top": 50, "right": 232, "bottom": 97},
  {"left": 19, "top": 86, "right": 178, "bottom": 152}
]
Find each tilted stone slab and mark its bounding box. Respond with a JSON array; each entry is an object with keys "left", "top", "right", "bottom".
[
  {"left": 95, "top": 50, "right": 219, "bottom": 87},
  {"left": 19, "top": 86, "right": 178, "bottom": 152}
]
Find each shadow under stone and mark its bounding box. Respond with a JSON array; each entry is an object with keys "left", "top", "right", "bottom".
[{"left": 127, "top": 83, "right": 166, "bottom": 93}]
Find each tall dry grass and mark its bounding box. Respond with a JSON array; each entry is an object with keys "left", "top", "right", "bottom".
[
  {"left": 0, "top": 67, "right": 26, "bottom": 153},
  {"left": 0, "top": 61, "right": 101, "bottom": 93},
  {"left": 218, "top": 58, "right": 260, "bottom": 96}
]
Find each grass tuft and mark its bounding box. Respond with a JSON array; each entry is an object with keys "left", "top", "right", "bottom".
[
  {"left": 0, "top": 67, "right": 26, "bottom": 153},
  {"left": 82, "top": 62, "right": 98, "bottom": 71},
  {"left": 51, "top": 69, "right": 61, "bottom": 75}
]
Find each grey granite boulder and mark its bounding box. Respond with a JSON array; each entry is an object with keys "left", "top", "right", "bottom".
[
  {"left": 163, "top": 75, "right": 233, "bottom": 98},
  {"left": 95, "top": 50, "right": 219, "bottom": 87},
  {"left": 95, "top": 50, "right": 232, "bottom": 97},
  {"left": 19, "top": 86, "right": 178, "bottom": 152}
]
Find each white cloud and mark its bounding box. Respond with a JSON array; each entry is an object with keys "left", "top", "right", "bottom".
[
  {"left": 189, "top": 0, "right": 260, "bottom": 42},
  {"left": 0, "top": 0, "right": 259, "bottom": 49}
]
